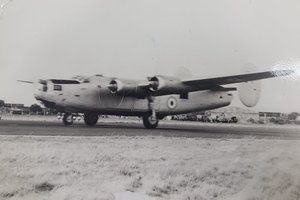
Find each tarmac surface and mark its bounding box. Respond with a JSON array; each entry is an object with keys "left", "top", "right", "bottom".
[{"left": 0, "top": 118, "right": 300, "bottom": 140}]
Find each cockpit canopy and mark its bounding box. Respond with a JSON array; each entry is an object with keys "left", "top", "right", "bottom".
[{"left": 37, "top": 79, "right": 81, "bottom": 92}]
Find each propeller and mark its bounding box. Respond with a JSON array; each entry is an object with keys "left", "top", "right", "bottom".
[
  {"left": 148, "top": 79, "right": 159, "bottom": 91},
  {"left": 107, "top": 80, "right": 120, "bottom": 93}
]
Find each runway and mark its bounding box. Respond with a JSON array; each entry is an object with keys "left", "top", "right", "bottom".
[{"left": 0, "top": 118, "right": 299, "bottom": 139}]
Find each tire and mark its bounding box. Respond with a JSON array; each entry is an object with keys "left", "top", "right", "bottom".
[
  {"left": 84, "top": 113, "right": 99, "bottom": 126},
  {"left": 63, "top": 113, "right": 73, "bottom": 126},
  {"left": 142, "top": 113, "right": 159, "bottom": 129}
]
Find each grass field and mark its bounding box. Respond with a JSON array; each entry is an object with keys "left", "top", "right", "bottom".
[{"left": 0, "top": 135, "right": 300, "bottom": 200}]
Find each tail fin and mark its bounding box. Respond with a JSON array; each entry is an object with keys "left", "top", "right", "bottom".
[
  {"left": 174, "top": 67, "right": 193, "bottom": 79},
  {"left": 238, "top": 81, "right": 261, "bottom": 107}
]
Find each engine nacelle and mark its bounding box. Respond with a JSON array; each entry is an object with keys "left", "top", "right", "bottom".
[
  {"left": 108, "top": 79, "right": 144, "bottom": 97},
  {"left": 148, "top": 75, "right": 187, "bottom": 96},
  {"left": 109, "top": 76, "right": 190, "bottom": 98}
]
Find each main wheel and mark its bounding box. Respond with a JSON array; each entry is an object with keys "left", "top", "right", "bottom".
[
  {"left": 63, "top": 113, "right": 73, "bottom": 126},
  {"left": 84, "top": 113, "right": 99, "bottom": 126},
  {"left": 142, "top": 113, "right": 159, "bottom": 129}
]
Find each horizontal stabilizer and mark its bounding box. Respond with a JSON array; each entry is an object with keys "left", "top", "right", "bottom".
[{"left": 238, "top": 81, "right": 261, "bottom": 107}]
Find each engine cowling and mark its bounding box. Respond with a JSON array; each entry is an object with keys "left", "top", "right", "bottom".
[
  {"left": 148, "top": 75, "right": 186, "bottom": 95},
  {"left": 108, "top": 79, "right": 145, "bottom": 97},
  {"left": 108, "top": 76, "right": 189, "bottom": 98}
]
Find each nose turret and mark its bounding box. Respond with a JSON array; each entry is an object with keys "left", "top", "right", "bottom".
[
  {"left": 33, "top": 80, "right": 47, "bottom": 100},
  {"left": 33, "top": 80, "right": 56, "bottom": 108}
]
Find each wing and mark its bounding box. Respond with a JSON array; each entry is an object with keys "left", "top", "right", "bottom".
[
  {"left": 181, "top": 69, "right": 294, "bottom": 90},
  {"left": 107, "top": 69, "right": 294, "bottom": 98}
]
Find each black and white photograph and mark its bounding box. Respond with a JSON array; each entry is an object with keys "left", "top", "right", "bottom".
[{"left": 1, "top": 0, "right": 300, "bottom": 199}]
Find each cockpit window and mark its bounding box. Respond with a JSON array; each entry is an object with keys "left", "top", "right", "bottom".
[{"left": 53, "top": 85, "right": 62, "bottom": 91}]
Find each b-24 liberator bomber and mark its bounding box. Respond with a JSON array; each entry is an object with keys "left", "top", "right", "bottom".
[{"left": 19, "top": 69, "right": 293, "bottom": 129}]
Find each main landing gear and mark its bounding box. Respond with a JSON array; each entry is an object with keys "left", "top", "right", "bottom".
[
  {"left": 142, "top": 113, "right": 159, "bottom": 129},
  {"left": 62, "top": 113, "right": 74, "bottom": 126},
  {"left": 142, "top": 95, "right": 159, "bottom": 129},
  {"left": 62, "top": 112, "right": 159, "bottom": 129},
  {"left": 62, "top": 113, "right": 99, "bottom": 126}
]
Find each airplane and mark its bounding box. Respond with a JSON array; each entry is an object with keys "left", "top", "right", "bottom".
[{"left": 18, "top": 69, "right": 294, "bottom": 129}]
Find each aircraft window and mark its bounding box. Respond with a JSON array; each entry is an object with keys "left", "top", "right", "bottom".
[
  {"left": 50, "top": 79, "right": 80, "bottom": 84},
  {"left": 54, "top": 85, "right": 62, "bottom": 91}
]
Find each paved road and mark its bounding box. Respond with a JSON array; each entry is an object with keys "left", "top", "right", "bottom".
[{"left": 0, "top": 119, "right": 299, "bottom": 140}]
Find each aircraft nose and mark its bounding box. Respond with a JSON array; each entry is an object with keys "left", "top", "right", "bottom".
[
  {"left": 34, "top": 92, "right": 56, "bottom": 108},
  {"left": 34, "top": 92, "right": 42, "bottom": 101}
]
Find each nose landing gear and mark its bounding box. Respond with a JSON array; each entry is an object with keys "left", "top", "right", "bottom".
[
  {"left": 84, "top": 113, "right": 99, "bottom": 126},
  {"left": 62, "top": 113, "right": 73, "bottom": 126},
  {"left": 61, "top": 113, "right": 98, "bottom": 126}
]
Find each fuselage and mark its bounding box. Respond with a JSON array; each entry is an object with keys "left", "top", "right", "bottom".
[{"left": 34, "top": 75, "right": 233, "bottom": 116}]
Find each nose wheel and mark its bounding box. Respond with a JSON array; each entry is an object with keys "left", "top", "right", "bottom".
[
  {"left": 63, "top": 113, "right": 73, "bottom": 126},
  {"left": 84, "top": 113, "right": 99, "bottom": 126}
]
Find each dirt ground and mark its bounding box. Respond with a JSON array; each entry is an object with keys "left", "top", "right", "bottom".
[{"left": 0, "top": 135, "right": 300, "bottom": 200}]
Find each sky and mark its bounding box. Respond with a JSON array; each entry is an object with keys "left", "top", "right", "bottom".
[{"left": 0, "top": 0, "right": 300, "bottom": 112}]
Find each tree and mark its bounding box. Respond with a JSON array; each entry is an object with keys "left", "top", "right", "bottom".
[
  {"left": 0, "top": 100, "right": 4, "bottom": 107},
  {"left": 288, "top": 112, "right": 299, "bottom": 121},
  {"left": 29, "top": 104, "right": 42, "bottom": 114}
]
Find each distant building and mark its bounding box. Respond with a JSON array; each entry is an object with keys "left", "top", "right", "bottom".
[
  {"left": 3, "top": 103, "right": 30, "bottom": 115},
  {"left": 4, "top": 103, "right": 25, "bottom": 109},
  {"left": 259, "top": 112, "right": 288, "bottom": 123},
  {"left": 210, "top": 106, "right": 259, "bottom": 123}
]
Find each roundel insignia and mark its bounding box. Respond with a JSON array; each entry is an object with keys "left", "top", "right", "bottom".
[{"left": 167, "top": 97, "right": 177, "bottom": 109}]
